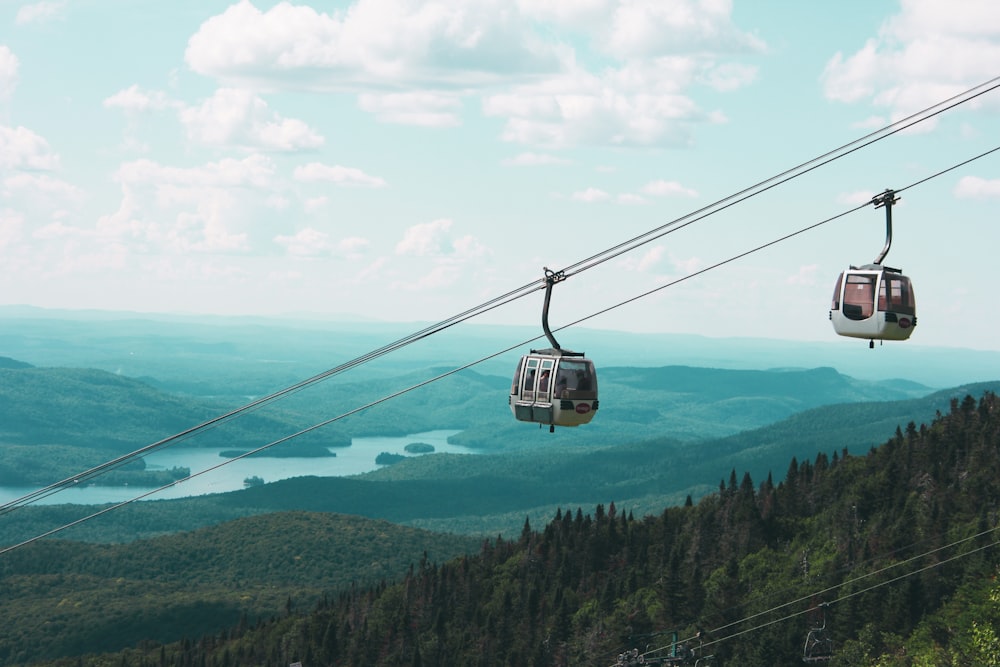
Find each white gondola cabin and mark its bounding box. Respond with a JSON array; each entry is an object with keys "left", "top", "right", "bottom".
[
  {"left": 509, "top": 350, "right": 598, "bottom": 430},
  {"left": 829, "top": 188, "right": 917, "bottom": 347},
  {"left": 510, "top": 267, "right": 599, "bottom": 432},
  {"left": 829, "top": 265, "right": 916, "bottom": 342}
]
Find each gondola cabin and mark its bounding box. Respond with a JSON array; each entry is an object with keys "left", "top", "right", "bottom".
[
  {"left": 829, "top": 264, "right": 916, "bottom": 343},
  {"left": 509, "top": 350, "right": 598, "bottom": 430}
]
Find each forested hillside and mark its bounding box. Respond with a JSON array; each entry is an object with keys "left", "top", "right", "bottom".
[
  {"left": 0, "top": 513, "right": 480, "bottom": 665},
  {"left": 5, "top": 382, "right": 997, "bottom": 550},
  {"left": 19, "top": 391, "right": 1000, "bottom": 666},
  {"left": 0, "top": 359, "right": 931, "bottom": 462}
]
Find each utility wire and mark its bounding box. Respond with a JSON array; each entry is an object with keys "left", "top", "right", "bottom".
[
  {"left": 627, "top": 522, "right": 1000, "bottom": 665},
  {"left": 0, "top": 279, "right": 547, "bottom": 514},
  {"left": 564, "top": 74, "right": 1000, "bottom": 278},
  {"left": 3, "top": 75, "right": 998, "bottom": 515},
  {"left": 0, "top": 333, "right": 544, "bottom": 555},
  {"left": 6, "top": 140, "right": 998, "bottom": 554}
]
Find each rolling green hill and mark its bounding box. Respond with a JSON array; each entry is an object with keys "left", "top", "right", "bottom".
[
  {"left": 0, "top": 512, "right": 480, "bottom": 665},
  {"left": 14, "top": 390, "right": 1000, "bottom": 666},
  {"left": 6, "top": 382, "right": 997, "bottom": 550},
  {"left": 0, "top": 365, "right": 355, "bottom": 486},
  {"left": 0, "top": 359, "right": 934, "bottom": 490}
]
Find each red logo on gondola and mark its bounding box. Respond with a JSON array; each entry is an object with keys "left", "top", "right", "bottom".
[
  {"left": 576, "top": 403, "right": 591, "bottom": 414},
  {"left": 899, "top": 317, "right": 912, "bottom": 329}
]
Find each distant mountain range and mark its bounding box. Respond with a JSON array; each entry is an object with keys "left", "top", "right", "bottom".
[
  {"left": 3, "top": 305, "right": 1000, "bottom": 391},
  {"left": 4, "top": 308, "right": 1000, "bottom": 665},
  {"left": 8, "top": 389, "right": 1000, "bottom": 666}
]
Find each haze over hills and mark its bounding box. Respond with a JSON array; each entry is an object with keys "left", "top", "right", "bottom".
[
  {"left": 0, "top": 512, "right": 481, "bottom": 665},
  {"left": 7, "top": 391, "right": 1000, "bottom": 666},
  {"left": 3, "top": 308, "right": 1000, "bottom": 665},
  {"left": 3, "top": 306, "right": 1000, "bottom": 392}
]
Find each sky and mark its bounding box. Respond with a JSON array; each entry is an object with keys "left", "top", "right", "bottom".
[{"left": 2, "top": 0, "right": 1000, "bottom": 351}]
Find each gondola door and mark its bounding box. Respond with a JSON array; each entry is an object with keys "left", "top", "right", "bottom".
[{"left": 510, "top": 354, "right": 557, "bottom": 425}]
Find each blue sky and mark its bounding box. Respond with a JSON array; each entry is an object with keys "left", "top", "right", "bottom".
[{"left": 2, "top": 0, "right": 999, "bottom": 350}]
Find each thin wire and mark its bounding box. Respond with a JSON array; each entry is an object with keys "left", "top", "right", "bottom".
[
  {"left": 629, "top": 525, "right": 1000, "bottom": 664},
  {"left": 0, "top": 278, "right": 546, "bottom": 514},
  {"left": 5, "top": 76, "right": 999, "bottom": 514},
  {"left": 564, "top": 75, "right": 1000, "bottom": 278},
  {"left": 0, "top": 332, "right": 546, "bottom": 555},
  {"left": 898, "top": 144, "right": 1000, "bottom": 194},
  {"left": 8, "top": 142, "right": 998, "bottom": 555}
]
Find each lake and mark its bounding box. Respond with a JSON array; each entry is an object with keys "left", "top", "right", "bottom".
[{"left": 0, "top": 430, "right": 469, "bottom": 506}]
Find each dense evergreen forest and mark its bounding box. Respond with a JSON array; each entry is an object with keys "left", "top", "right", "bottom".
[
  {"left": 0, "top": 514, "right": 481, "bottom": 665},
  {"left": 19, "top": 391, "right": 1000, "bottom": 666}
]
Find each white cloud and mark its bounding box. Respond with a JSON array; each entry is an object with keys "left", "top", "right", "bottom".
[
  {"left": 699, "top": 62, "right": 758, "bottom": 92},
  {"left": 274, "top": 227, "right": 336, "bottom": 256},
  {"left": 571, "top": 187, "right": 610, "bottom": 202},
  {"left": 337, "top": 236, "right": 371, "bottom": 259},
  {"left": 388, "top": 219, "right": 489, "bottom": 293},
  {"left": 395, "top": 218, "right": 455, "bottom": 256},
  {"left": 0, "top": 46, "right": 18, "bottom": 99},
  {"left": 3, "top": 172, "right": 83, "bottom": 204},
  {"left": 179, "top": 88, "right": 324, "bottom": 151},
  {"left": 641, "top": 179, "right": 698, "bottom": 198},
  {"left": 303, "top": 196, "right": 328, "bottom": 213},
  {"left": 104, "top": 85, "right": 176, "bottom": 113},
  {"left": 836, "top": 190, "right": 878, "bottom": 206},
  {"left": 0, "top": 209, "right": 24, "bottom": 249},
  {"left": 0, "top": 125, "right": 60, "bottom": 171},
  {"left": 954, "top": 175, "right": 1000, "bottom": 199},
  {"left": 274, "top": 227, "right": 371, "bottom": 260},
  {"left": 294, "top": 163, "right": 387, "bottom": 188},
  {"left": 95, "top": 156, "right": 281, "bottom": 254},
  {"left": 822, "top": 0, "right": 1000, "bottom": 118},
  {"left": 358, "top": 92, "right": 462, "bottom": 127},
  {"left": 617, "top": 193, "right": 645, "bottom": 205},
  {"left": 185, "top": 0, "right": 562, "bottom": 90},
  {"left": 852, "top": 115, "right": 887, "bottom": 130},
  {"left": 116, "top": 155, "right": 276, "bottom": 189},
  {"left": 266, "top": 194, "right": 291, "bottom": 210},
  {"left": 15, "top": 1, "right": 67, "bottom": 25},
  {"left": 602, "top": 0, "right": 766, "bottom": 59},
  {"left": 502, "top": 152, "right": 571, "bottom": 166},
  {"left": 452, "top": 234, "right": 488, "bottom": 259},
  {"left": 483, "top": 59, "right": 720, "bottom": 148},
  {"left": 183, "top": 0, "right": 763, "bottom": 149},
  {"left": 515, "top": 0, "right": 610, "bottom": 31},
  {"left": 394, "top": 218, "right": 489, "bottom": 261},
  {"left": 621, "top": 245, "right": 665, "bottom": 272},
  {"left": 787, "top": 263, "right": 819, "bottom": 286}
]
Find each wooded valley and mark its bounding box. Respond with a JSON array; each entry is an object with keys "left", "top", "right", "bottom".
[
  {"left": 7, "top": 391, "right": 1000, "bottom": 665},
  {"left": 3, "top": 314, "right": 1000, "bottom": 665}
]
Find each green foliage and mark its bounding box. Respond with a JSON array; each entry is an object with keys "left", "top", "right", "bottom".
[
  {"left": 0, "top": 367, "right": 352, "bottom": 462},
  {"left": 0, "top": 512, "right": 480, "bottom": 665},
  {"left": 6, "top": 382, "right": 996, "bottom": 549},
  {"left": 0, "top": 443, "right": 189, "bottom": 487},
  {"left": 14, "top": 391, "right": 1000, "bottom": 666}
]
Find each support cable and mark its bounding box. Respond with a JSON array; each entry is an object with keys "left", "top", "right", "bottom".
[
  {"left": 3, "top": 76, "right": 999, "bottom": 515},
  {"left": 0, "top": 279, "right": 547, "bottom": 514},
  {"left": 627, "top": 524, "right": 1000, "bottom": 665},
  {"left": 6, "top": 142, "right": 998, "bottom": 553},
  {"left": 565, "top": 75, "right": 1000, "bottom": 278}
]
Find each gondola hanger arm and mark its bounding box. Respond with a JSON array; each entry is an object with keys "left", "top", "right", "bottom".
[{"left": 871, "top": 188, "right": 899, "bottom": 266}]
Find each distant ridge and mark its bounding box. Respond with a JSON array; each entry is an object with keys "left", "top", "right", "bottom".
[
  {"left": 0, "top": 356, "right": 32, "bottom": 369},
  {"left": 3, "top": 305, "right": 1000, "bottom": 386}
]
